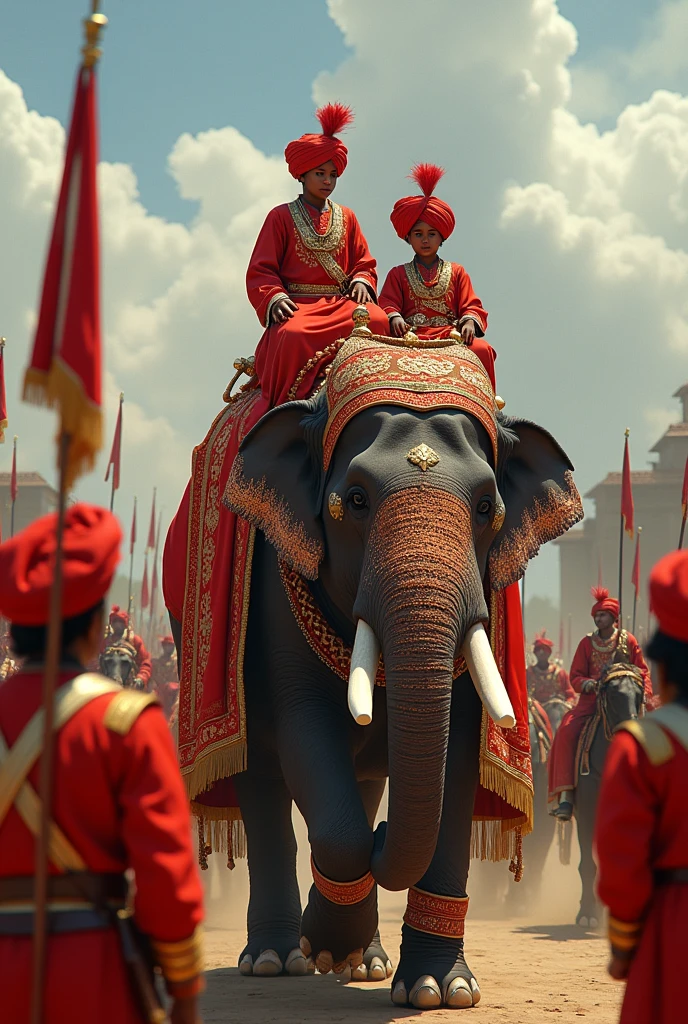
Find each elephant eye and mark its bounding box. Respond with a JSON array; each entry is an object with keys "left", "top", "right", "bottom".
[
  {"left": 347, "top": 487, "right": 369, "bottom": 514},
  {"left": 477, "top": 497, "right": 492, "bottom": 517}
]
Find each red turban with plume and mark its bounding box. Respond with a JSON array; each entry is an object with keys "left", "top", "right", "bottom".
[
  {"left": 590, "top": 586, "right": 620, "bottom": 620},
  {"left": 533, "top": 631, "right": 554, "bottom": 653},
  {"left": 390, "top": 164, "right": 456, "bottom": 241},
  {"left": 0, "top": 504, "right": 122, "bottom": 626},
  {"left": 109, "top": 604, "right": 129, "bottom": 627},
  {"left": 649, "top": 549, "right": 688, "bottom": 643},
  {"left": 284, "top": 103, "right": 353, "bottom": 179}
]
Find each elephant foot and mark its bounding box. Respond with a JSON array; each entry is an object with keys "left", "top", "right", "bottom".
[
  {"left": 300, "top": 883, "right": 378, "bottom": 975},
  {"left": 350, "top": 930, "right": 394, "bottom": 982},
  {"left": 239, "top": 932, "right": 313, "bottom": 977},
  {"left": 391, "top": 926, "right": 480, "bottom": 1010},
  {"left": 576, "top": 912, "right": 600, "bottom": 932}
]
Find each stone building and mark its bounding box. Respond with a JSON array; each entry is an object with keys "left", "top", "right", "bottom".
[
  {"left": 556, "top": 384, "right": 688, "bottom": 659},
  {"left": 0, "top": 471, "right": 58, "bottom": 540}
]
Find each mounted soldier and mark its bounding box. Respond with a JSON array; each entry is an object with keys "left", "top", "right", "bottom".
[
  {"left": 0, "top": 503, "right": 204, "bottom": 1023},
  {"left": 548, "top": 587, "right": 651, "bottom": 822},
  {"left": 526, "top": 632, "right": 575, "bottom": 707},
  {"left": 100, "top": 605, "right": 152, "bottom": 690},
  {"left": 151, "top": 634, "right": 179, "bottom": 721}
]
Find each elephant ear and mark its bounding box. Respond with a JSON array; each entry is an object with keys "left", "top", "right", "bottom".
[
  {"left": 490, "top": 417, "right": 584, "bottom": 590},
  {"left": 224, "top": 398, "right": 325, "bottom": 579}
]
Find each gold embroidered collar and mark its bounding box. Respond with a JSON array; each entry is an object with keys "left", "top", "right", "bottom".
[
  {"left": 404, "top": 258, "right": 452, "bottom": 301},
  {"left": 289, "top": 198, "right": 344, "bottom": 253}
]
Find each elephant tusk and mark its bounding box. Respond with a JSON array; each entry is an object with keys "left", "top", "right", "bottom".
[
  {"left": 348, "top": 619, "right": 381, "bottom": 726},
  {"left": 461, "top": 623, "right": 516, "bottom": 729}
]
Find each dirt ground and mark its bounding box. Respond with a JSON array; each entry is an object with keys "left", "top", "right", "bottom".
[{"left": 198, "top": 814, "right": 623, "bottom": 1023}]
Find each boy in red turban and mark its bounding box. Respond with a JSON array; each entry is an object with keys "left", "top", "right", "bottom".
[
  {"left": 527, "top": 632, "right": 575, "bottom": 705},
  {"left": 548, "top": 587, "right": 651, "bottom": 821},
  {"left": 595, "top": 550, "right": 688, "bottom": 1024},
  {"left": 101, "top": 604, "right": 152, "bottom": 689},
  {"left": 247, "top": 102, "right": 389, "bottom": 405},
  {"left": 0, "top": 504, "right": 204, "bottom": 1024},
  {"left": 379, "top": 164, "right": 496, "bottom": 387}
]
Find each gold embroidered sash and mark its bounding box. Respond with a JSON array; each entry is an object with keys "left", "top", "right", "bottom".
[{"left": 288, "top": 199, "right": 348, "bottom": 289}]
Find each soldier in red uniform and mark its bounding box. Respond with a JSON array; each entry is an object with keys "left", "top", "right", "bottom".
[
  {"left": 151, "top": 634, "right": 179, "bottom": 721},
  {"left": 102, "top": 605, "right": 152, "bottom": 689},
  {"left": 526, "top": 632, "right": 575, "bottom": 704},
  {"left": 0, "top": 504, "right": 204, "bottom": 1024},
  {"left": 379, "top": 163, "right": 496, "bottom": 387},
  {"left": 548, "top": 587, "right": 651, "bottom": 820},
  {"left": 595, "top": 550, "right": 688, "bottom": 1024}
]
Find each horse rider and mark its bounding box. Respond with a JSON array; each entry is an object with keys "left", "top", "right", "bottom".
[
  {"left": 595, "top": 549, "right": 688, "bottom": 1024},
  {"left": 548, "top": 586, "right": 651, "bottom": 821},
  {"left": 0, "top": 503, "right": 204, "bottom": 1024},
  {"left": 102, "top": 605, "right": 152, "bottom": 691},
  {"left": 151, "top": 634, "right": 180, "bottom": 721},
  {"left": 526, "top": 632, "right": 575, "bottom": 705}
]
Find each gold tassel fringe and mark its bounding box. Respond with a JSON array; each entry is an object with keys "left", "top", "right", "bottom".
[{"left": 182, "top": 740, "right": 247, "bottom": 803}]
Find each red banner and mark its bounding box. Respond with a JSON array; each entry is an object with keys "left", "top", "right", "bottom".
[
  {"left": 105, "top": 393, "right": 123, "bottom": 491},
  {"left": 621, "top": 433, "right": 635, "bottom": 538},
  {"left": 22, "top": 65, "right": 102, "bottom": 489},
  {"left": 147, "top": 489, "right": 156, "bottom": 550}
]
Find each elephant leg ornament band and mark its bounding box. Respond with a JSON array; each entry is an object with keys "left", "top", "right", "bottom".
[
  {"left": 310, "top": 856, "right": 376, "bottom": 905},
  {"left": 403, "top": 886, "right": 469, "bottom": 938}
]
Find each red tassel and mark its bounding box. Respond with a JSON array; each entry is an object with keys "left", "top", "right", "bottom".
[
  {"left": 591, "top": 585, "right": 610, "bottom": 603},
  {"left": 316, "top": 102, "right": 354, "bottom": 137},
  {"left": 409, "top": 162, "right": 445, "bottom": 197}
]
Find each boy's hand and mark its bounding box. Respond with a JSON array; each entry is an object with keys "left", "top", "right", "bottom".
[
  {"left": 460, "top": 319, "right": 476, "bottom": 345},
  {"left": 170, "top": 994, "right": 202, "bottom": 1023},
  {"left": 608, "top": 954, "right": 631, "bottom": 981},
  {"left": 390, "top": 315, "right": 409, "bottom": 338},
  {"left": 271, "top": 297, "right": 298, "bottom": 324},
  {"left": 349, "top": 281, "right": 370, "bottom": 304}
]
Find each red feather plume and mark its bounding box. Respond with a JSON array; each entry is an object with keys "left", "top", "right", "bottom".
[
  {"left": 591, "top": 586, "right": 610, "bottom": 602},
  {"left": 409, "top": 163, "right": 445, "bottom": 197},
  {"left": 316, "top": 102, "right": 354, "bottom": 137}
]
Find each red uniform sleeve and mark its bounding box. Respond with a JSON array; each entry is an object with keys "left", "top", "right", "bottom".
[
  {"left": 627, "top": 632, "right": 652, "bottom": 699},
  {"left": 118, "top": 706, "right": 204, "bottom": 943},
  {"left": 346, "top": 209, "right": 378, "bottom": 296},
  {"left": 569, "top": 637, "right": 593, "bottom": 693},
  {"left": 594, "top": 730, "right": 657, "bottom": 923},
  {"left": 379, "top": 265, "right": 406, "bottom": 317},
  {"left": 452, "top": 265, "right": 488, "bottom": 336},
  {"left": 557, "top": 667, "right": 576, "bottom": 701},
  {"left": 133, "top": 635, "right": 152, "bottom": 686},
  {"left": 246, "top": 207, "right": 290, "bottom": 327}
]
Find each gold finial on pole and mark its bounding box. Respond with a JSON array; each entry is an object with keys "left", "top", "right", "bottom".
[
  {"left": 0, "top": 337, "right": 6, "bottom": 350},
  {"left": 83, "top": 5, "right": 108, "bottom": 69},
  {"left": 625, "top": 427, "right": 630, "bottom": 438}
]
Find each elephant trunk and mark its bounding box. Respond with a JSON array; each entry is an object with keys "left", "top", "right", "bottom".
[{"left": 354, "top": 486, "right": 487, "bottom": 892}]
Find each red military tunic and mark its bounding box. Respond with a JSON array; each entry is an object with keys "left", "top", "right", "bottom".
[
  {"left": 595, "top": 703, "right": 688, "bottom": 1024},
  {"left": 548, "top": 630, "right": 651, "bottom": 798},
  {"left": 151, "top": 652, "right": 179, "bottom": 719},
  {"left": 526, "top": 662, "right": 575, "bottom": 704},
  {"left": 248, "top": 198, "right": 389, "bottom": 405},
  {"left": 379, "top": 259, "right": 496, "bottom": 387},
  {"left": 101, "top": 630, "right": 152, "bottom": 687},
  {"left": 0, "top": 667, "right": 204, "bottom": 1024}
]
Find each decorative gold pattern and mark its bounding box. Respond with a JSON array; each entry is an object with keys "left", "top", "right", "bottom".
[
  {"left": 489, "top": 471, "right": 584, "bottom": 590},
  {"left": 328, "top": 493, "right": 344, "bottom": 521},
  {"left": 404, "top": 887, "right": 469, "bottom": 938},
  {"left": 330, "top": 353, "right": 394, "bottom": 393},
  {"left": 407, "top": 443, "right": 440, "bottom": 472},
  {"left": 404, "top": 259, "right": 453, "bottom": 301},
  {"left": 224, "top": 456, "right": 323, "bottom": 579},
  {"left": 102, "top": 690, "right": 158, "bottom": 735},
  {"left": 152, "top": 926, "right": 205, "bottom": 983},
  {"left": 289, "top": 199, "right": 348, "bottom": 287},
  {"left": 397, "top": 355, "right": 456, "bottom": 377},
  {"left": 286, "top": 340, "right": 344, "bottom": 402},
  {"left": 492, "top": 502, "right": 506, "bottom": 532},
  {"left": 311, "top": 856, "right": 375, "bottom": 905},
  {"left": 287, "top": 283, "right": 341, "bottom": 295},
  {"left": 407, "top": 313, "right": 454, "bottom": 328}
]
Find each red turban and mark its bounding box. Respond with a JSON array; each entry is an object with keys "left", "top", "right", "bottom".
[
  {"left": 160, "top": 634, "right": 175, "bottom": 645},
  {"left": 0, "top": 503, "right": 122, "bottom": 626},
  {"left": 390, "top": 164, "right": 456, "bottom": 241},
  {"left": 649, "top": 550, "right": 688, "bottom": 642},
  {"left": 533, "top": 632, "right": 554, "bottom": 653},
  {"left": 109, "top": 605, "right": 129, "bottom": 627},
  {"left": 590, "top": 586, "right": 620, "bottom": 620},
  {"left": 284, "top": 103, "right": 353, "bottom": 180}
]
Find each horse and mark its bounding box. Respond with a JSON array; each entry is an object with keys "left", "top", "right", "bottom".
[
  {"left": 99, "top": 639, "right": 141, "bottom": 689},
  {"left": 574, "top": 663, "right": 645, "bottom": 928}
]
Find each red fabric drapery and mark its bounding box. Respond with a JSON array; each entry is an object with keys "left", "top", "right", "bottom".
[
  {"left": 621, "top": 433, "right": 634, "bottom": 538},
  {"left": 105, "top": 394, "right": 123, "bottom": 491}
]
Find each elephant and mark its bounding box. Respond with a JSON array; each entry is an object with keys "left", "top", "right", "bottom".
[{"left": 171, "top": 337, "right": 583, "bottom": 1010}]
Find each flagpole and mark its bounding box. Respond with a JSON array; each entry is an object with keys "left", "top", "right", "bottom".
[
  {"left": 680, "top": 517, "right": 687, "bottom": 551},
  {"left": 128, "top": 495, "right": 137, "bottom": 618},
  {"left": 632, "top": 527, "right": 642, "bottom": 635},
  {"left": 618, "top": 428, "right": 631, "bottom": 623},
  {"left": 30, "top": 433, "right": 70, "bottom": 1024},
  {"left": 10, "top": 435, "right": 17, "bottom": 538},
  {"left": 521, "top": 569, "right": 526, "bottom": 650}
]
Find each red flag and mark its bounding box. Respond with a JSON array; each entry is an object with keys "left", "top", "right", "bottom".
[
  {"left": 682, "top": 454, "right": 688, "bottom": 520},
  {"left": 0, "top": 338, "right": 7, "bottom": 444},
  {"left": 631, "top": 529, "right": 641, "bottom": 599},
  {"left": 621, "top": 431, "right": 634, "bottom": 538},
  {"left": 141, "top": 554, "right": 150, "bottom": 610},
  {"left": 129, "top": 497, "right": 137, "bottom": 557},
  {"left": 10, "top": 437, "right": 17, "bottom": 503},
  {"left": 22, "top": 61, "right": 102, "bottom": 489},
  {"left": 147, "top": 489, "right": 157, "bottom": 550},
  {"left": 105, "top": 393, "right": 123, "bottom": 491}
]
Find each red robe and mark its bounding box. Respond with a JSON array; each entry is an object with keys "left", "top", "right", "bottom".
[
  {"left": 0, "top": 667, "right": 204, "bottom": 1024},
  {"left": 151, "top": 653, "right": 179, "bottom": 719},
  {"left": 548, "top": 631, "right": 651, "bottom": 798},
  {"left": 101, "top": 630, "right": 152, "bottom": 687},
  {"left": 595, "top": 705, "right": 688, "bottom": 1024},
  {"left": 379, "top": 259, "right": 496, "bottom": 387},
  {"left": 526, "top": 662, "right": 575, "bottom": 704},
  {"left": 248, "top": 198, "right": 389, "bottom": 404}
]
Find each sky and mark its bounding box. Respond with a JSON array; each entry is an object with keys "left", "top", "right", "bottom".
[{"left": 1, "top": 0, "right": 688, "bottom": 608}]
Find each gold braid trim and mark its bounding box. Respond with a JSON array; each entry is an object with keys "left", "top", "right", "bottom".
[
  {"left": 181, "top": 742, "right": 247, "bottom": 805},
  {"left": 608, "top": 915, "right": 642, "bottom": 955},
  {"left": 103, "top": 691, "right": 159, "bottom": 735},
  {"left": 404, "top": 887, "right": 469, "bottom": 938},
  {"left": 152, "top": 926, "right": 205, "bottom": 983}
]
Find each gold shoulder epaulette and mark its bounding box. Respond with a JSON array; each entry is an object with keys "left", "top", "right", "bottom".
[
  {"left": 103, "top": 690, "right": 159, "bottom": 736},
  {"left": 618, "top": 719, "right": 674, "bottom": 766}
]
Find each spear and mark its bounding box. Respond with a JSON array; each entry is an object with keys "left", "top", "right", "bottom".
[
  {"left": 10, "top": 436, "right": 18, "bottom": 538},
  {"left": 619, "top": 429, "right": 634, "bottom": 622},
  {"left": 679, "top": 454, "right": 688, "bottom": 549},
  {"left": 127, "top": 496, "right": 137, "bottom": 618}
]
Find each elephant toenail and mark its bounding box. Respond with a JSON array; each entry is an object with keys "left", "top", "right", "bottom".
[
  {"left": 391, "top": 981, "right": 408, "bottom": 1006},
  {"left": 351, "top": 964, "right": 368, "bottom": 981},
  {"left": 239, "top": 954, "right": 253, "bottom": 976},
  {"left": 470, "top": 978, "right": 481, "bottom": 1004},
  {"left": 445, "top": 977, "right": 472, "bottom": 1008},
  {"left": 253, "top": 949, "right": 283, "bottom": 976},
  {"left": 409, "top": 976, "right": 442, "bottom": 1010},
  {"left": 299, "top": 936, "right": 312, "bottom": 956},
  {"left": 285, "top": 949, "right": 308, "bottom": 977},
  {"left": 348, "top": 948, "right": 364, "bottom": 969},
  {"left": 368, "top": 957, "right": 386, "bottom": 981}
]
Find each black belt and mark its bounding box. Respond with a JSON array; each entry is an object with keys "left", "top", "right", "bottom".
[
  {"left": 0, "top": 872, "right": 127, "bottom": 936},
  {"left": 655, "top": 868, "right": 688, "bottom": 885},
  {"left": 0, "top": 907, "right": 115, "bottom": 936}
]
